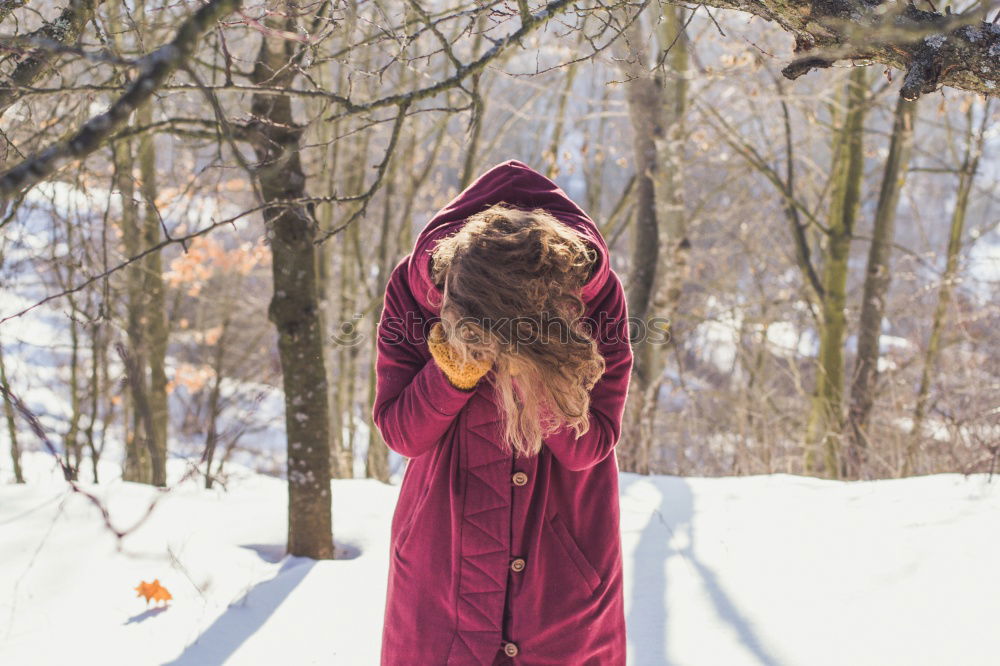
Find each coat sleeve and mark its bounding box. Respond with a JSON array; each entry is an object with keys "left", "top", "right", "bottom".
[
  {"left": 544, "top": 270, "right": 634, "bottom": 471},
  {"left": 371, "top": 260, "right": 479, "bottom": 459}
]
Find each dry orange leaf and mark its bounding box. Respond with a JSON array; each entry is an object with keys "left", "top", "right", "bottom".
[{"left": 134, "top": 579, "right": 173, "bottom": 604}]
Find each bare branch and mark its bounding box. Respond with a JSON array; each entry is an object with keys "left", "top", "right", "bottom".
[
  {"left": 671, "top": 0, "right": 1000, "bottom": 99},
  {"left": 322, "top": 0, "right": 576, "bottom": 120},
  {"left": 0, "top": 0, "right": 244, "bottom": 199},
  {"left": 0, "top": 0, "right": 107, "bottom": 115}
]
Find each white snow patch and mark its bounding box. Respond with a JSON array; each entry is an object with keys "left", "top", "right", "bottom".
[{"left": 1, "top": 453, "right": 998, "bottom": 665}]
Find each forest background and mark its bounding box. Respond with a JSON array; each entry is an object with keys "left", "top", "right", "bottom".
[{"left": 0, "top": 0, "right": 997, "bottom": 558}]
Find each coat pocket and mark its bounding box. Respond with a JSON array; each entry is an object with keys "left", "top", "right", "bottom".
[
  {"left": 546, "top": 512, "right": 602, "bottom": 594},
  {"left": 394, "top": 483, "right": 430, "bottom": 558}
]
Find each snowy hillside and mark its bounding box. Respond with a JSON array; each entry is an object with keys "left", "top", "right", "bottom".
[{"left": 2, "top": 452, "right": 998, "bottom": 665}]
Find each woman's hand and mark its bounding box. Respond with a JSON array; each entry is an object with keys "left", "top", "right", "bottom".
[{"left": 427, "top": 321, "right": 494, "bottom": 391}]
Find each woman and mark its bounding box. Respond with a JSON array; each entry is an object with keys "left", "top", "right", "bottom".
[{"left": 373, "top": 160, "right": 633, "bottom": 665}]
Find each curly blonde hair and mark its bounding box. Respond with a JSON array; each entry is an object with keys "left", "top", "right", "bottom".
[{"left": 430, "top": 203, "right": 605, "bottom": 458}]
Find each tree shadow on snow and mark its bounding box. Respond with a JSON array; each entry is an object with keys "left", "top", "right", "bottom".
[
  {"left": 161, "top": 554, "right": 315, "bottom": 666},
  {"left": 620, "top": 475, "right": 782, "bottom": 666},
  {"left": 239, "top": 543, "right": 288, "bottom": 563}
]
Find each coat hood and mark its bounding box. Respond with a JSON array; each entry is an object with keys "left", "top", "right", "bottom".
[{"left": 406, "top": 159, "right": 611, "bottom": 314}]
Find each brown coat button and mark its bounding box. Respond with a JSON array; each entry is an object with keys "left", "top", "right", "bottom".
[
  {"left": 510, "top": 558, "right": 526, "bottom": 572},
  {"left": 504, "top": 641, "right": 519, "bottom": 657},
  {"left": 512, "top": 471, "right": 528, "bottom": 486}
]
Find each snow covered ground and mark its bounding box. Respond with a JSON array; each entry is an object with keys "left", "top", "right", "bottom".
[{"left": 1, "top": 451, "right": 998, "bottom": 666}]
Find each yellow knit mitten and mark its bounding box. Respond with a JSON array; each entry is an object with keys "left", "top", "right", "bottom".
[{"left": 427, "top": 321, "right": 493, "bottom": 390}]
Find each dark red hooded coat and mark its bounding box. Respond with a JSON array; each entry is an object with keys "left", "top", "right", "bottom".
[{"left": 373, "top": 160, "right": 633, "bottom": 665}]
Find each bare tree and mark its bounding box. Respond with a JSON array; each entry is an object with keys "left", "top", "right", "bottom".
[
  {"left": 803, "top": 67, "right": 867, "bottom": 478},
  {"left": 906, "top": 97, "right": 991, "bottom": 475},
  {"left": 616, "top": 3, "right": 691, "bottom": 474},
  {"left": 847, "top": 96, "right": 918, "bottom": 477},
  {"left": 245, "top": 4, "right": 334, "bottom": 559}
]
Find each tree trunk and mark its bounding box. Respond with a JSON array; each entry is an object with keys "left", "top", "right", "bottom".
[
  {"left": 459, "top": 73, "right": 485, "bottom": 189},
  {"left": 804, "top": 67, "right": 867, "bottom": 479},
  {"left": 365, "top": 156, "right": 397, "bottom": 482},
  {"left": 364, "top": 120, "right": 447, "bottom": 480},
  {"left": 0, "top": 340, "right": 24, "bottom": 483},
  {"left": 617, "top": 5, "right": 689, "bottom": 475},
  {"left": 905, "top": 101, "right": 988, "bottom": 475},
  {"left": 84, "top": 306, "right": 108, "bottom": 484},
  {"left": 136, "top": 57, "right": 169, "bottom": 487},
  {"left": 846, "top": 96, "right": 917, "bottom": 477},
  {"left": 202, "top": 315, "right": 231, "bottom": 489},
  {"left": 60, "top": 219, "right": 84, "bottom": 480},
  {"left": 114, "top": 127, "right": 153, "bottom": 485},
  {"left": 248, "top": 6, "right": 333, "bottom": 559},
  {"left": 315, "top": 48, "right": 346, "bottom": 482},
  {"left": 458, "top": 14, "right": 489, "bottom": 189},
  {"left": 544, "top": 62, "right": 578, "bottom": 179}
]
